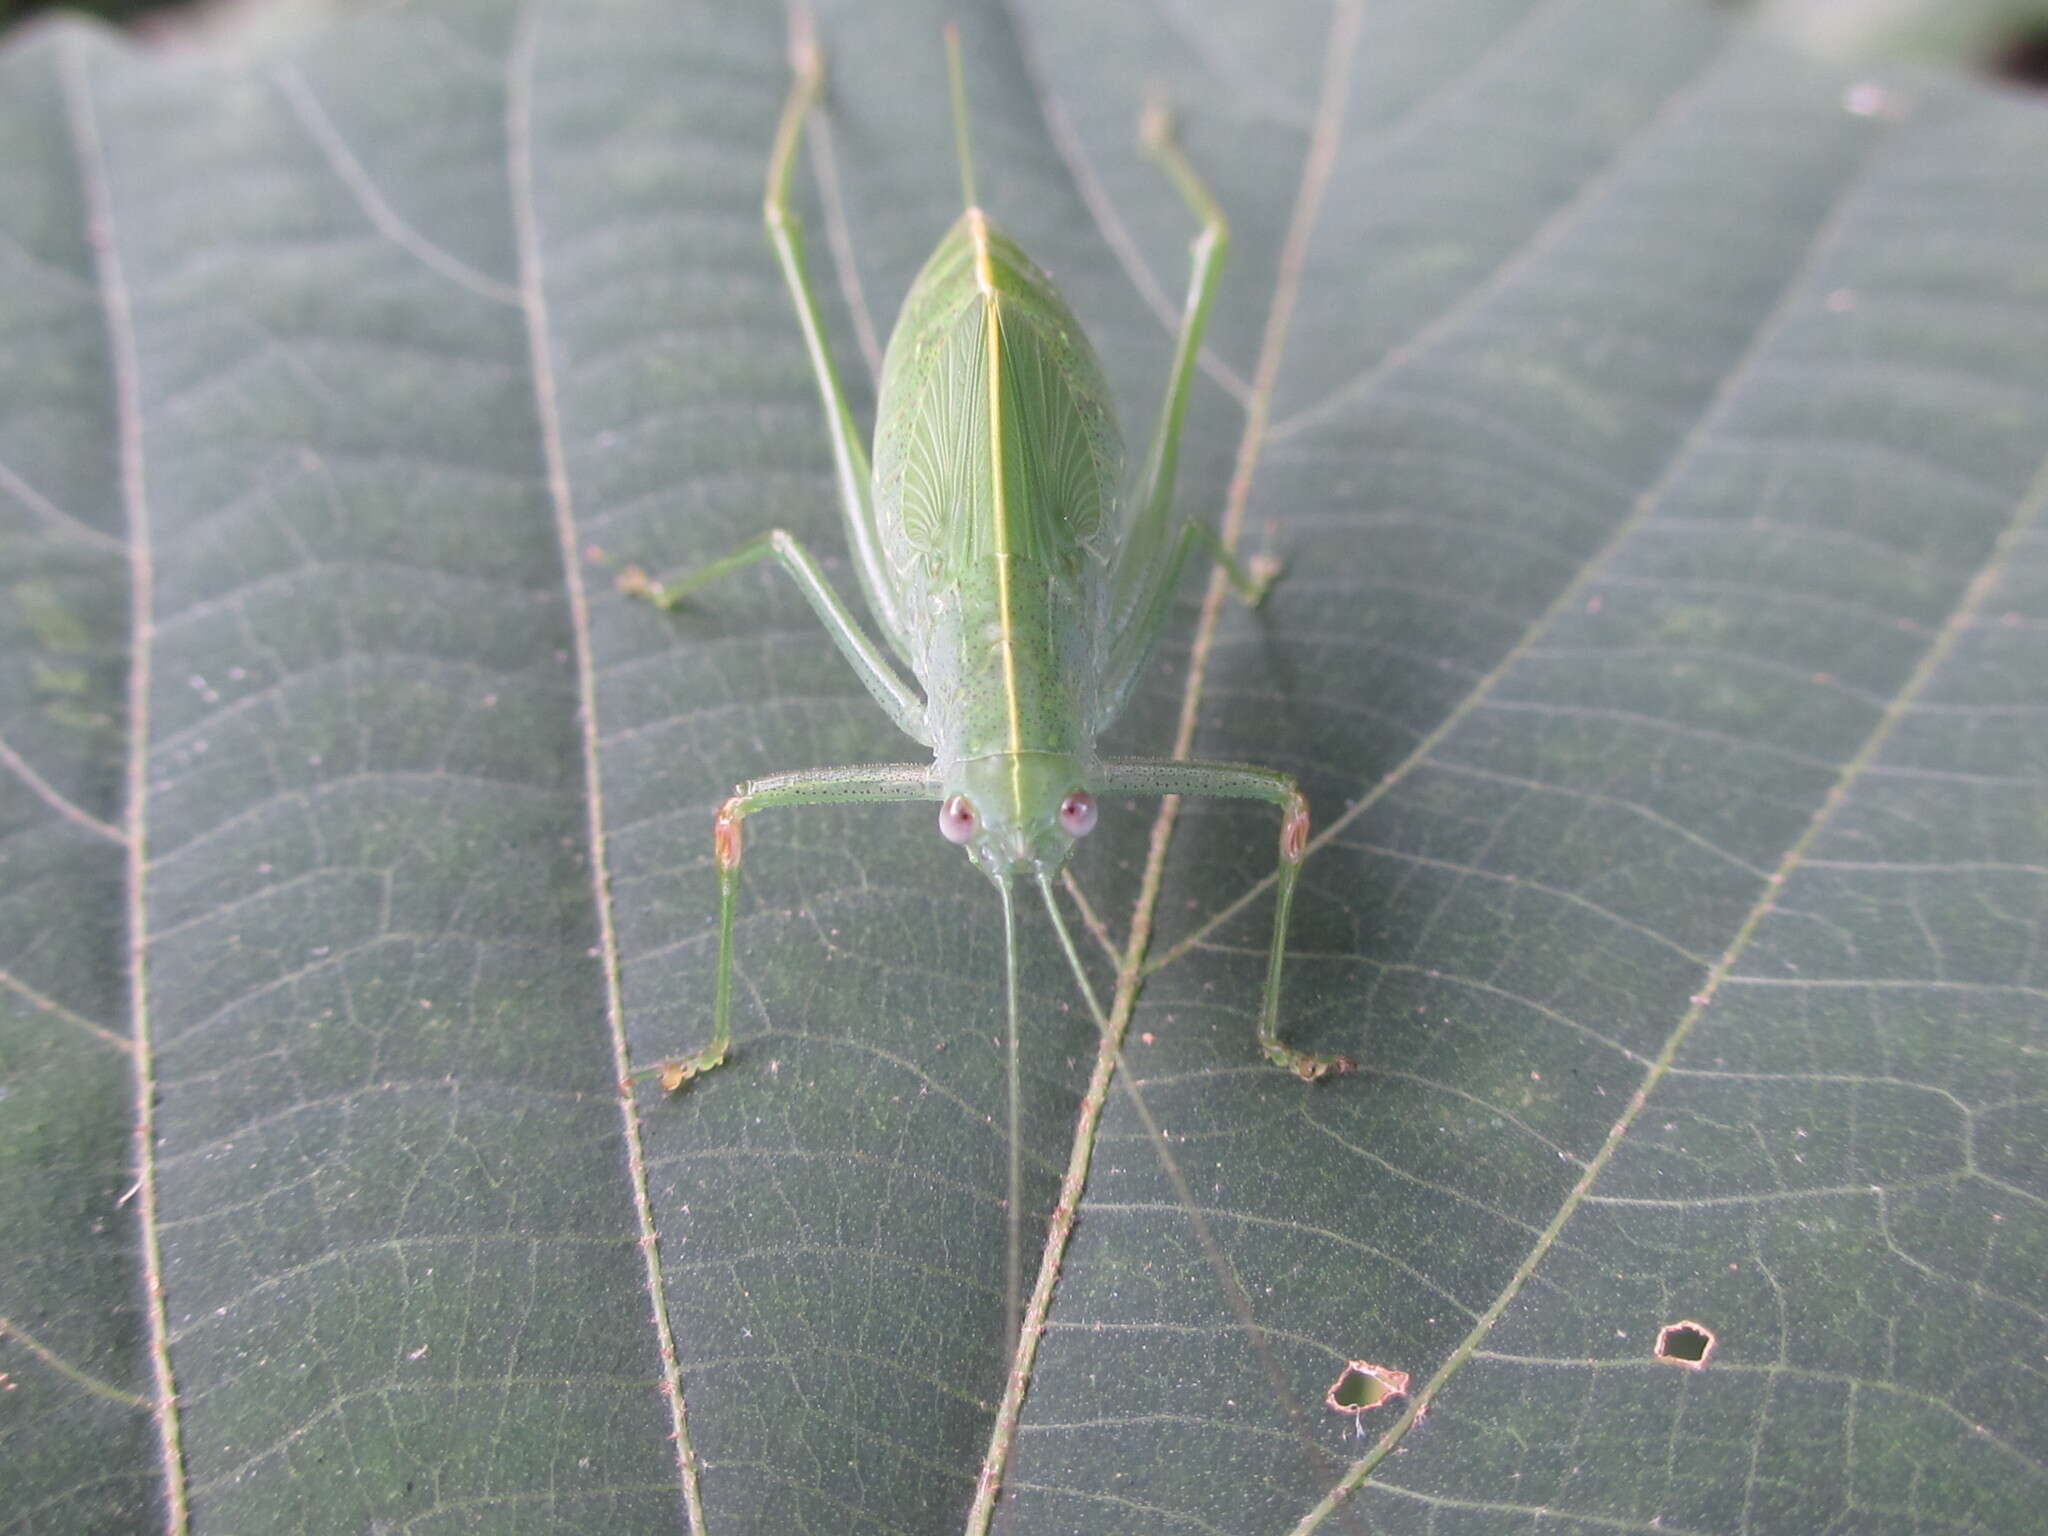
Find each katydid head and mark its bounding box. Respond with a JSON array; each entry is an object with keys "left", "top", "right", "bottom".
[{"left": 938, "top": 753, "right": 1097, "bottom": 880}]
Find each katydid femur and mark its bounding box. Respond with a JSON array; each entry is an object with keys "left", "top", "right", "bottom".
[{"left": 618, "top": 23, "right": 1353, "bottom": 1100}]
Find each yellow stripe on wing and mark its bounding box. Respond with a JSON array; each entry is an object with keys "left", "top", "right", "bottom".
[{"left": 970, "top": 208, "right": 1026, "bottom": 783}]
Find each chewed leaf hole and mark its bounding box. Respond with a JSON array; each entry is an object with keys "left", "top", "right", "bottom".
[
  {"left": 1326, "top": 1359, "right": 1409, "bottom": 1420},
  {"left": 1655, "top": 1319, "right": 1715, "bottom": 1368}
]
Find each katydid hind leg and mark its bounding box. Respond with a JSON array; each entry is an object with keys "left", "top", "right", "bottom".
[
  {"left": 1100, "top": 100, "right": 1278, "bottom": 727},
  {"left": 612, "top": 20, "right": 932, "bottom": 748},
  {"left": 763, "top": 7, "right": 909, "bottom": 662},
  {"left": 1114, "top": 100, "right": 1231, "bottom": 624},
  {"left": 644, "top": 763, "right": 938, "bottom": 1090}
]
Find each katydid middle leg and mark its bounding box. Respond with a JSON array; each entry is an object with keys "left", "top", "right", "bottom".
[
  {"left": 616, "top": 528, "right": 927, "bottom": 743},
  {"left": 1094, "top": 758, "right": 1352, "bottom": 1080},
  {"left": 1098, "top": 515, "right": 1279, "bottom": 727}
]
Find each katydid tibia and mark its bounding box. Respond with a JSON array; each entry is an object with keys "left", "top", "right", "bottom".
[{"left": 618, "top": 24, "right": 1354, "bottom": 1104}]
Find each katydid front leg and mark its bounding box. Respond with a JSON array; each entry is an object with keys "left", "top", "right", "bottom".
[
  {"left": 1094, "top": 759, "right": 1353, "bottom": 1080},
  {"left": 648, "top": 763, "right": 940, "bottom": 1090}
]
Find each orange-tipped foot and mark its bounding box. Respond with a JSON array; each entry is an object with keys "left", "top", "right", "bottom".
[
  {"left": 1266, "top": 1040, "right": 1356, "bottom": 1081},
  {"left": 714, "top": 797, "right": 745, "bottom": 870},
  {"left": 1281, "top": 793, "right": 1311, "bottom": 863},
  {"left": 655, "top": 1045, "right": 729, "bottom": 1093},
  {"left": 1245, "top": 552, "right": 1284, "bottom": 605}
]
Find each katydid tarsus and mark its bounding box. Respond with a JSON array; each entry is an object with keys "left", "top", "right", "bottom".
[{"left": 616, "top": 14, "right": 1354, "bottom": 1353}]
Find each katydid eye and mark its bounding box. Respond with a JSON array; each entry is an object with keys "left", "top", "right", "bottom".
[
  {"left": 939, "top": 795, "right": 979, "bottom": 844},
  {"left": 1059, "top": 790, "right": 1098, "bottom": 838}
]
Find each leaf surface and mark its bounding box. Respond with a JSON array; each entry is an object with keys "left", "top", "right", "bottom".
[{"left": 1, "top": 1, "right": 2044, "bottom": 1532}]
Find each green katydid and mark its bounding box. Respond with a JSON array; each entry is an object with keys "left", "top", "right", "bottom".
[{"left": 619, "top": 21, "right": 1350, "bottom": 1139}]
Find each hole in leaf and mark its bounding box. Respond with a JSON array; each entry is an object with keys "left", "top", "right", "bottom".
[
  {"left": 1654, "top": 1319, "right": 1715, "bottom": 1368},
  {"left": 1326, "top": 1359, "right": 1409, "bottom": 1423}
]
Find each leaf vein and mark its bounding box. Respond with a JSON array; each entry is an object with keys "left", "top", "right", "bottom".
[{"left": 59, "top": 33, "right": 190, "bottom": 1529}]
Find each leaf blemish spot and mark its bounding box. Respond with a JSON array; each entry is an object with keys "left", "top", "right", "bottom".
[
  {"left": 1654, "top": 1319, "right": 1715, "bottom": 1368},
  {"left": 1327, "top": 1359, "right": 1409, "bottom": 1433}
]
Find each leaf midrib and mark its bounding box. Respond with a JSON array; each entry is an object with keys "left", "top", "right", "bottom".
[
  {"left": 505, "top": 7, "right": 705, "bottom": 1532},
  {"left": 60, "top": 28, "right": 189, "bottom": 1536}
]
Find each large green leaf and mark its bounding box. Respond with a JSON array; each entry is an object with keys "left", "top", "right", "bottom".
[{"left": 2, "top": 0, "right": 2044, "bottom": 1531}]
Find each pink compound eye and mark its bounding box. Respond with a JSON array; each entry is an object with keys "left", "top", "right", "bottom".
[
  {"left": 1059, "top": 790, "right": 1098, "bottom": 838},
  {"left": 939, "top": 795, "right": 978, "bottom": 845}
]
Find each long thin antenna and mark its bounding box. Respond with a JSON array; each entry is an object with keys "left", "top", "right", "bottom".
[
  {"left": 944, "top": 22, "right": 979, "bottom": 211},
  {"left": 997, "top": 877, "right": 1023, "bottom": 1366},
  {"left": 1035, "top": 875, "right": 1332, "bottom": 1470}
]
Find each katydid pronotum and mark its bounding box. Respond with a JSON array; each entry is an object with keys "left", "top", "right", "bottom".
[{"left": 614, "top": 19, "right": 1354, "bottom": 1331}]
